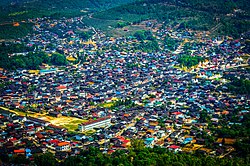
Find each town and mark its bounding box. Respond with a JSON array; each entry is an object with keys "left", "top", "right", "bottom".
[{"left": 0, "top": 14, "right": 249, "bottom": 163}]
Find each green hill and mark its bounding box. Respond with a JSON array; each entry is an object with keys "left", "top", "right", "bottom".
[
  {"left": 92, "top": 0, "right": 250, "bottom": 37},
  {"left": 0, "top": 0, "right": 136, "bottom": 23},
  {"left": 0, "top": 0, "right": 136, "bottom": 39},
  {"left": 0, "top": 0, "right": 249, "bottom": 39}
]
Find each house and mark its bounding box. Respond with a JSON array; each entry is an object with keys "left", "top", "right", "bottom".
[
  {"left": 14, "top": 149, "right": 25, "bottom": 155},
  {"left": 56, "top": 142, "right": 71, "bottom": 151},
  {"left": 168, "top": 145, "right": 181, "bottom": 153},
  {"left": 224, "top": 138, "right": 236, "bottom": 145}
]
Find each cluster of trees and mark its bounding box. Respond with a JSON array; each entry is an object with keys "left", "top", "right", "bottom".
[
  {"left": 135, "top": 40, "right": 160, "bottom": 52},
  {"left": 177, "top": 55, "right": 204, "bottom": 68},
  {"left": 224, "top": 76, "right": 250, "bottom": 95},
  {"left": 0, "top": 23, "right": 33, "bottom": 39},
  {"left": 116, "top": 22, "right": 130, "bottom": 28},
  {"left": 94, "top": 0, "right": 215, "bottom": 29},
  {"left": 0, "top": 0, "right": 136, "bottom": 39},
  {"left": 164, "top": 36, "right": 180, "bottom": 51},
  {"left": 132, "top": 30, "right": 159, "bottom": 52},
  {"left": 76, "top": 30, "right": 94, "bottom": 40},
  {"left": 1, "top": 0, "right": 248, "bottom": 39},
  {"left": 0, "top": 43, "right": 67, "bottom": 70},
  {"left": 94, "top": 0, "right": 249, "bottom": 37},
  {"left": 134, "top": 30, "right": 154, "bottom": 41},
  {"left": 112, "top": 98, "right": 136, "bottom": 109},
  {"left": 2, "top": 144, "right": 249, "bottom": 166},
  {"left": 211, "top": 113, "right": 250, "bottom": 157},
  {"left": 0, "top": 0, "right": 135, "bottom": 21},
  {"left": 2, "top": 52, "right": 67, "bottom": 70}
]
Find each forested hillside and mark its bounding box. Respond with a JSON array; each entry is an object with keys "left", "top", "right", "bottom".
[
  {"left": 0, "top": 0, "right": 136, "bottom": 39},
  {"left": 0, "top": 0, "right": 136, "bottom": 23},
  {"left": 0, "top": 0, "right": 249, "bottom": 39},
  {"left": 93, "top": 0, "right": 250, "bottom": 37}
]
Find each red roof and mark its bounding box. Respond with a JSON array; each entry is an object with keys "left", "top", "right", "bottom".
[
  {"left": 7, "top": 123, "right": 14, "bottom": 127},
  {"left": 49, "top": 139, "right": 59, "bottom": 145},
  {"left": 14, "top": 149, "right": 25, "bottom": 153},
  {"left": 81, "top": 116, "right": 111, "bottom": 126},
  {"left": 57, "top": 85, "right": 67, "bottom": 89},
  {"left": 108, "top": 149, "right": 115, "bottom": 154},
  {"left": 9, "top": 138, "right": 17, "bottom": 142},
  {"left": 168, "top": 145, "right": 180, "bottom": 149},
  {"left": 117, "top": 136, "right": 130, "bottom": 143},
  {"left": 172, "top": 112, "right": 182, "bottom": 115},
  {"left": 57, "top": 142, "right": 70, "bottom": 147}
]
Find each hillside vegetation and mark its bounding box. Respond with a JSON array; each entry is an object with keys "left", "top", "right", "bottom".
[
  {"left": 93, "top": 0, "right": 250, "bottom": 37},
  {"left": 0, "top": 0, "right": 136, "bottom": 23},
  {"left": 0, "top": 0, "right": 136, "bottom": 39},
  {"left": 0, "top": 0, "right": 249, "bottom": 39}
]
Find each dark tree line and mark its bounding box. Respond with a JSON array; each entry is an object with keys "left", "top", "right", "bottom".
[
  {"left": 0, "top": 43, "right": 67, "bottom": 70},
  {"left": 222, "top": 74, "right": 250, "bottom": 95},
  {"left": 3, "top": 144, "right": 248, "bottom": 166}
]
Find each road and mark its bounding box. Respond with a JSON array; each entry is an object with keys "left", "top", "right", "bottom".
[
  {"left": 115, "top": 114, "right": 142, "bottom": 137},
  {"left": 219, "top": 148, "right": 235, "bottom": 158}
]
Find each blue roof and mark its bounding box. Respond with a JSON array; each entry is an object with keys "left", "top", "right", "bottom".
[
  {"left": 40, "top": 68, "right": 57, "bottom": 73},
  {"left": 26, "top": 149, "right": 31, "bottom": 153},
  {"left": 144, "top": 138, "right": 154, "bottom": 145},
  {"left": 145, "top": 138, "right": 154, "bottom": 141},
  {"left": 184, "top": 138, "right": 193, "bottom": 141}
]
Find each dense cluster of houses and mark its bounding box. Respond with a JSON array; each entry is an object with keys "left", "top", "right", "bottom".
[{"left": 0, "top": 16, "right": 249, "bottom": 160}]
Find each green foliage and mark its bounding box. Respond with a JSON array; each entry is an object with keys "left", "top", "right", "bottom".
[
  {"left": 11, "top": 155, "right": 30, "bottom": 165},
  {"left": 0, "top": 43, "right": 68, "bottom": 70},
  {"left": 219, "top": 18, "right": 250, "bottom": 37},
  {"left": 131, "top": 139, "right": 145, "bottom": 152},
  {"left": 34, "top": 152, "right": 57, "bottom": 166},
  {"left": 63, "top": 156, "right": 85, "bottom": 166},
  {"left": 93, "top": 0, "right": 249, "bottom": 37},
  {"left": 134, "top": 30, "right": 154, "bottom": 41},
  {"left": 0, "top": 23, "right": 33, "bottom": 39},
  {"left": 226, "top": 77, "right": 250, "bottom": 95},
  {"left": 75, "top": 30, "right": 94, "bottom": 40},
  {"left": 134, "top": 40, "right": 160, "bottom": 52},
  {"left": 164, "top": 36, "right": 180, "bottom": 51},
  {"left": 51, "top": 53, "right": 67, "bottom": 66},
  {"left": 216, "top": 113, "right": 250, "bottom": 138},
  {"left": 35, "top": 145, "right": 249, "bottom": 166},
  {"left": 0, "top": 0, "right": 136, "bottom": 22},
  {"left": 177, "top": 55, "right": 204, "bottom": 68},
  {"left": 116, "top": 22, "right": 130, "bottom": 28},
  {"left": 0, "top": 0, "right": 136, "bottom": 39}
]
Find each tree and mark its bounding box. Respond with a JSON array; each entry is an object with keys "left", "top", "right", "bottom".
[
  {"left": 51, "top": 53, "right": 67, "bottom": 66},
  {"left": 34, "top": 153, "right": 57, "bottom": 166},
  {"left": 63, "top": 156, "right": 84, "bottom": 166},
  {"left": 11, "top": 155, "right": 30, "bottom": 165},
  {"left": 130, "top": 139, "right": 145, "bottom": 152},
  {"left": 134, "top": 30, "right": 146, "bottom": 41}
]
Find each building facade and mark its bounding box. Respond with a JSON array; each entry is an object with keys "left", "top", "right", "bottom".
[
  {"left": 78, "top": 116, "right": 111, "bottom": 132},
  {"left": 56, "top": 142, "right": 71, "bottom": 151}
]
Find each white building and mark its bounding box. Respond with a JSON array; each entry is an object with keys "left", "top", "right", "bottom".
[{"left": 78, "top": 116, "right": 111, "bottom": 132}]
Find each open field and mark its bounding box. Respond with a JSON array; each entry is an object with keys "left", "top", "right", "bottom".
[{"left": 0, "top": 106, "right": 87, "bottom": 132}]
